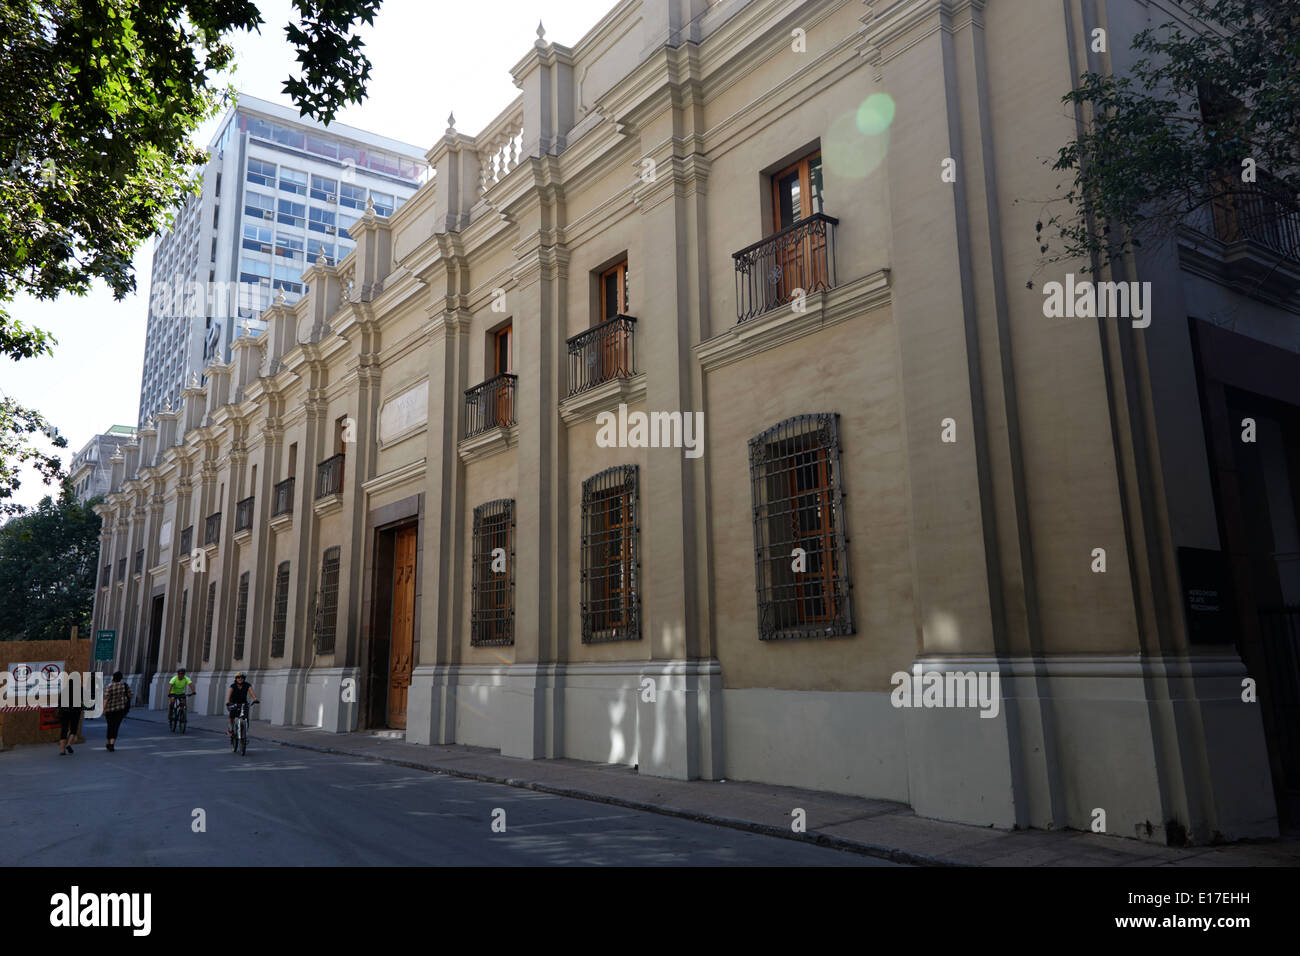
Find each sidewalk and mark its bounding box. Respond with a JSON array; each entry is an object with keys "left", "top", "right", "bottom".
[{"left": 121, "top": 708, "right": 1299, "bottom": 866}]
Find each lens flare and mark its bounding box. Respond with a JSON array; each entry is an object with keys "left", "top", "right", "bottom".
[{"left": 856, "top": 93, "right": 896, "bottom": 135}]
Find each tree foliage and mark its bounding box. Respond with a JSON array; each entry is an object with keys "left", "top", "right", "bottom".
[
  {"left": 1046, "top": 0, "right": 1300, "bottom": 271},
  {"left": 0, "top": 484, "right": 102, "bottom": 641},
  {"left": 0, "top": 1, "right": 382, "bottom": 502},
  {"left": 0, "top": 395, "right": 67, "bottom": 515}
]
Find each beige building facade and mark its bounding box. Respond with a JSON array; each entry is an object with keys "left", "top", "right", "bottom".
[{"left": 93, "top": 0, "right": 1292, "bottom": 842}]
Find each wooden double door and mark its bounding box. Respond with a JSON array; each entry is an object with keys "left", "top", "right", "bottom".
[{"left": 386, "top": 526, "right": 417, "bottom": 729}]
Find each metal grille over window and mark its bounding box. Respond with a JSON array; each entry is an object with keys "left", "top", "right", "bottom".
[
  {"left": 748, "top": 414, "right": 853, "bottom": 640},
  {"left": 271, "top": 562, "right": 290, "bottom": 657},
  {"left": 234, "top": 572, "right": 250, "bottom": 659},
  {"left": 580, "top": 465, "right": 640, "bottom": 643},
  {"left": 314, "top": 546, "right": 341, "bottom": 654},
  {"left": 202, "top": 581, "right": 217, "bottom": 661},
  {"left": 471, "top": 499, "right": 515, "bottom": 646}
]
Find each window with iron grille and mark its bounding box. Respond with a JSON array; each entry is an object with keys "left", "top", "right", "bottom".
[
  {"left": 314, "top": 546, "right": 340, "bottom": 654},
  {"left": 748, "top": 414, "right": 853, "bottom": 640},
  {"left": 202, "top": 581, "right": 217, "bottom": 661},
  {"left": 101, "top": 565, "right": 110, "bottom": 588},
  {"left": 234, "top": 572, "right": 249, "bottom": 659},
  {"left": 117, "top": 557, "right": 126, "bottom": 581},
  {"left": 580, "top": 465, "right": 640, "bottom": 643},
  {"left": 471, "top": 499, "right": 514, "bottom": 646},
  {"left": 271, "top": 562, "right": 290, "bottom": 657}
]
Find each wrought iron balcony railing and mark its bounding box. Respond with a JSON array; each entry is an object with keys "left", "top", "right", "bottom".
[
  {"left": 567, "top": 315, "right": 636, "bottom": 397},
  {"left": 316, "top": 453, "right": 345, "bottom": 499},
  {"left": 273, "top": 476, "right": 295, "bottom": 517},
  {"left": 180, "top": 525, "right": 193, "bottom": 555},
  {"left": 464, "top": 373, "right": 517, "bottom": 439},
  {"left": 733, "top": 212, "right": 838, "bottom": 323},
  {"left": 1210, "top": 178, "right": 1300, "bottom": 262},
  {"left": 235, "top": 496, "right": 255, "bottom": 533},
  {"left": 204, "top": 512, "right": 222, "bottom": 546}
]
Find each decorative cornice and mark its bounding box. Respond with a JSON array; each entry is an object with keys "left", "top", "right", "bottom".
[{"left": 360, "top": 457, "right": 428, "bottom": 495}]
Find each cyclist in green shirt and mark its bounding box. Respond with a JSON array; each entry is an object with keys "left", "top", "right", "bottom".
[{"left": 167, "top": 668, "right": 195, "bottom": 721}]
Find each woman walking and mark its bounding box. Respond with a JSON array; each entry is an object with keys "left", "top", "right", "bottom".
[{"left": 103, "top": 672, "right": 131, "bottom": 751}]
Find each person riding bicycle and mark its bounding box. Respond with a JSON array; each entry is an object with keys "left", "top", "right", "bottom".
[
  {"left": 167, "top": 668, "right": 195, "bottom": 719},
  {"left": 226, "top": 672, "right": 259, "bottom": 736}
]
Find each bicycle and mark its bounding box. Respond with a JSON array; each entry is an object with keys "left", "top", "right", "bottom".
[
  {"left": 168, "top": 693, "right": 194, "bottom": 734},
  {"left": 230, "top": 700, "right": 258, "bottom": 755}
]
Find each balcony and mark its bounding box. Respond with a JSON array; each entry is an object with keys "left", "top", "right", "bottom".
[
  {"left": 235, "top": 495, "right": 255, "bottom": 539},
  {"left": 273, "top": 477, "right": 295, "bottom": 517},
  {"left": 204, "top": 512, "right": 222, "bottom": 547},
  {"left": 316, "top": 453, "right": 345, "bottom": 499},
  {"left": 1212, "top": 181, "right": 1300, "bottom": 261},
  {"left": 567, "top": 315, "right": 636, "bottom": 397},
  {"left": 314, "top": 453, "right": 345, "bottom": 516},
  {"left": 464, "top": 374, "right": 517, "bottom": 439},
  {"left": 180, "top": 525, "right": 193, "bottom": 557},
  {"left": 733, "top": 213, "right": 838, "bottom": 323},
  {"left": 1183, "top": 176, "right": 1300, "bottom": 301}
]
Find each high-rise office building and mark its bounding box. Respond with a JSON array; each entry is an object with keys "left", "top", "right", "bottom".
[
  {"left": 68, "top": 426, "right": 138, "bottom": 504},
  {"left": 136, "top": 93, "right": 426, "bottom": 426}
]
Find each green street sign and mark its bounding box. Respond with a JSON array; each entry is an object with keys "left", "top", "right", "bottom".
[{"left": 94, "top": 629, "right": 116, "bottom": 662}]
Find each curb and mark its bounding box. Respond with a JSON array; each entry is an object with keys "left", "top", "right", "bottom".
[{"left": 127, "top": 713, "right": 959, "bottom": 866}]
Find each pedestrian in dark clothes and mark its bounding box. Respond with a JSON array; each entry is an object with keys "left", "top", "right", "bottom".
[
  {"left": 56, "top": 673, "right": 84, "bottom": 756},
  {"left": 102, "top": 672, "right": 131, "bottom": 751}
]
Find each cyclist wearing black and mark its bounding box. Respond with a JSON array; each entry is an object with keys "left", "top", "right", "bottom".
[{"left": 226, "top": 672, "right": 259, "bottom": 736}]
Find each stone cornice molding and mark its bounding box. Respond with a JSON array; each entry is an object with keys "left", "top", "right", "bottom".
[{"left": 858, "top": 0, "right": 983, "bottom": 81}]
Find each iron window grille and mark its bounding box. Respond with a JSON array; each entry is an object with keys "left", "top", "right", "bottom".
[
  {"left": 580, "top": 465, "right": 641, "bottom": 643},
  {"left": 313, "top": 546, "right": 341, "bottom": 654},
  {"left": 100, "top": 565, "right": 110, "bottom": 588},
  {"left": 271, "top": 561, "right": 290, "bottom": 658},
  {"left": 117, "top": 557, "right": 126, "bottom": 581},
  {"left": 180, "top": 525, "right": 193, "bottom": 555},
  {"left": 134, "top": 549, "right": 144, "bottom": 575},
  {"left": 471, "top": 499, "right": 515, "bottom": 646},
  {"left": 748, "top": 413, "right": 853, "bottom": 640},
  {"left": 202, "top": 581, "right": 217, "bottom": 661},
  {"left": 234, "top": 572, "right": 250, "bottom": 659}
]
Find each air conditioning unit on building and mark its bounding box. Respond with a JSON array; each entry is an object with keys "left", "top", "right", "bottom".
[{"left": 325, "top": 226, "right": 335, "bottom": 234}]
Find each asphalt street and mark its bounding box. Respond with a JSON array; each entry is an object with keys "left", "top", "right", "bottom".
[{"left": 4, "top": 717, "right": 896, "bottom": 866}]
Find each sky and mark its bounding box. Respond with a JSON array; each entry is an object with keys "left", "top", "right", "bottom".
[{"left": 1, "top": 0, "right": 614, "bottom": 514}]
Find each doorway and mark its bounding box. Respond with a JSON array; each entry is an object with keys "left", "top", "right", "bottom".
[
  {"left": 386, "top": 526, "right": 417, "bottom": 728},
  {"left": 143, "top": 595, "right": 165, "bottom": 709}
]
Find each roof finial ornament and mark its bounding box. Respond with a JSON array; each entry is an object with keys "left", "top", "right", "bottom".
[
  {"left": 447, "top": 111, "right": 456, "bottom": 131},
  {"left": 365, "top": 195, "right": 376, "bottom": 219},
  {"left": 537, "top": 20, "right": 546, "bottom": 39},
  {"left": 275, "top": 289, "right": 287, "bottom": 305}
]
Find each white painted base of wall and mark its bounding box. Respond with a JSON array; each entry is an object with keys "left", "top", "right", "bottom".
[
  {"left": 258, "top": 667, "right": 307, "bottom": 727},
  {"left": 722, "top": 687, "right": 911, "bottom": 804},
  {"left": 406, "top": 660, "right": 723, "bottom": 777},
  {"left": 301, "top": 667, "right": 360, "bottom": 732}
]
